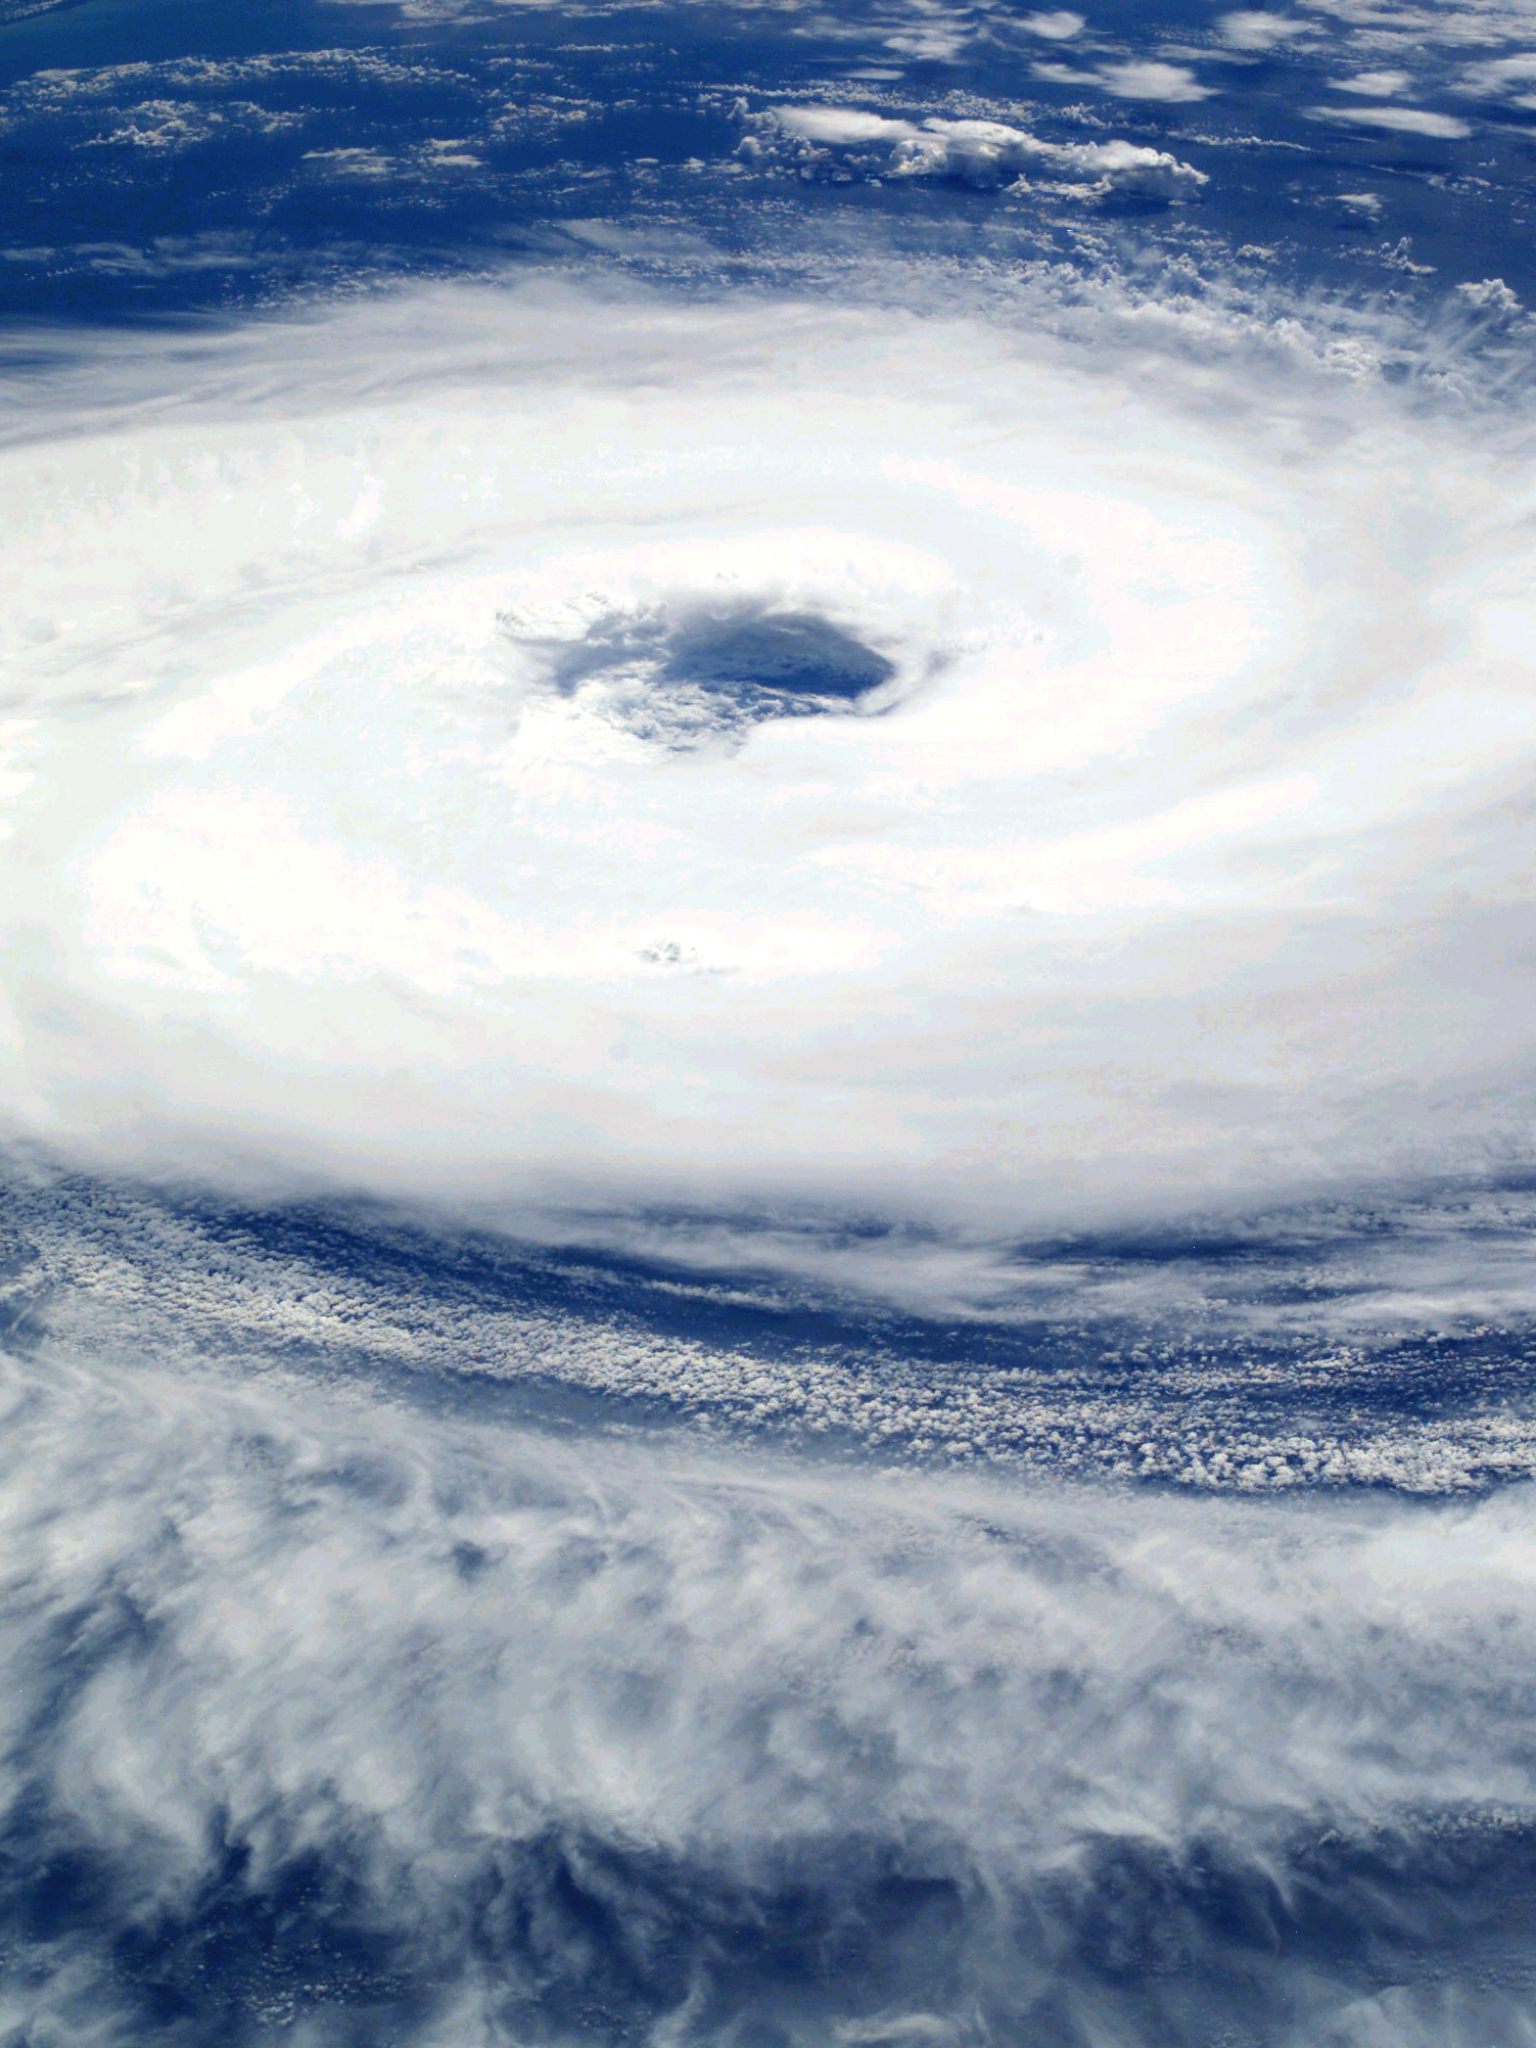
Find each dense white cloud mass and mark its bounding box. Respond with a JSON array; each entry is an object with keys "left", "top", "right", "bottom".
[
  {"left": 763, "top": 108, "right": 1207, "bottom": 194},
  {"left": 4, "top": 283, "right": 1536, "bottom": 1242}
]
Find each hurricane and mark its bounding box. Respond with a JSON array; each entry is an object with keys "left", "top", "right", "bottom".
[{"left": 5, "top": 0, "right": 1536, "bottom": 2037}]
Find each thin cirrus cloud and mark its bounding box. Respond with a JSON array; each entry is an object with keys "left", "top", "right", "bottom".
[{"left": 4, "top": 279, "right": 1536, "bottom": 1241}]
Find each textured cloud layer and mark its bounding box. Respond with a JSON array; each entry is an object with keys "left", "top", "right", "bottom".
[
  {"left": 8, "top": 1162, "right": 1536, "bottom": 1493},
  {"left": 5, "top": 284, "right": 1536, "bottom": 1238},
  {"left": 6, "top": 1329, "right": 1536, "bottom": 2044}
]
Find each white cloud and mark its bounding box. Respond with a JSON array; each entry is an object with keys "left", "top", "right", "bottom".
[
  {"left": 1458, "top": 275, "right": 1522, "bottom": 311},
  {"left": 769, "top": 105, "right": 906, "bottom": 144},
  {"left": 5, "top": 1332, "right": 1536, "bottom": 2033},
  {"left": 1034, "top": 55, "right": 1214, "bottom": 98},
  {"left": 1460, "top": 48, "right": 1536, "bottom": 101},
  {"left": 1217, "top": 10, "right": 1309, "bottom": 48},
  {"left": 1308, "top": 100, "right": 1473, "bottom": 133},
  {"left": 767, "top": 106, "right": 1208, "bottom": 193},
  {"left": 16, "top": 1159, "right": 1536, "bottom": 1484},
  {"left": 1295, "top": 0, "right": 1531, "bottom": 49},
  {"left": 1095, "top": 56, "right": 1215, "bottom": 97},
  {"left": 3, "top": 280, "right": 1536, "bottom": 1242},
  {"left": 883, "top": 22, "right": 972, "bottom": 60},
  {"left": 1019, "top": 7, "right": 1085, "bottom": 35},
  {"left": 1329, "top": 65, "right": 1414, "bottom": 91}
]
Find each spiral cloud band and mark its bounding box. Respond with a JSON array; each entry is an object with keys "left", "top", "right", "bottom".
[
  {"left": 7, "top": 1327, "right": 1536, "bottom": 2047},
  {"left": 6, "top": 286, "right": 1536, "bottom": 1236}
]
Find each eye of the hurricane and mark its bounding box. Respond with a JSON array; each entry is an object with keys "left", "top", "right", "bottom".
[
  {"left": 507, "top": 599, "right": 901, "bottom": 750},
  {"left": 660, "top": 609, "right": 896, "bottom": 699}
]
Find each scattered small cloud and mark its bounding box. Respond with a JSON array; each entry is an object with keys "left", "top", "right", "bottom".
[
  {"left": 765, "top": 106, "right": 1208, "bottom": 194},
  {"left": 884, "top": 25, "right": 971, "bottom": 61},
  {"left": 1097, "top": 58, "right": 1213, "bottom": 99},
  {"left": 1033, "top": 56, "right": 1213, "bottom": 100},
  {"left": 1329, "top": 68, "right": 1413, "bottom": 94},
  {"left": 1308, "top": 101, "right": 1471, "bottom": 136},
  {"left": 1217, "top": 11, "right": 1307, "bottom": 50},
  {"left": 1456, "top": 276, "right": 1521, "bottom": 313},
  {"left": 1459, "top": 50, "right": 1536, "bottom": 106}
]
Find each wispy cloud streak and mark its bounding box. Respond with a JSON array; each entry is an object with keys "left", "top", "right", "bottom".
[{"left": 3, "top": 283, "right": 1536, "bottom": 1243}]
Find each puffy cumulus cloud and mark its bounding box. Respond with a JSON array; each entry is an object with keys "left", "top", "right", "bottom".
[
  {"left": 880, "top": 6, "right": 976, "bottom": 63},
  {"left": 10, "top": 1161, "right": 1536, "bottom": 1491},
  {"left": 5, "top": 281, "right": 1536, "bottom": 1243},
  {"left": 761, "top": 104, "right": 1208, "bottom": 194},
  {"left": 1329, "top": 64, "right": 1415, "bottom": 90},
  {"left": 5, "top": 1337, "right": 1536, "bottom": 2040}
]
